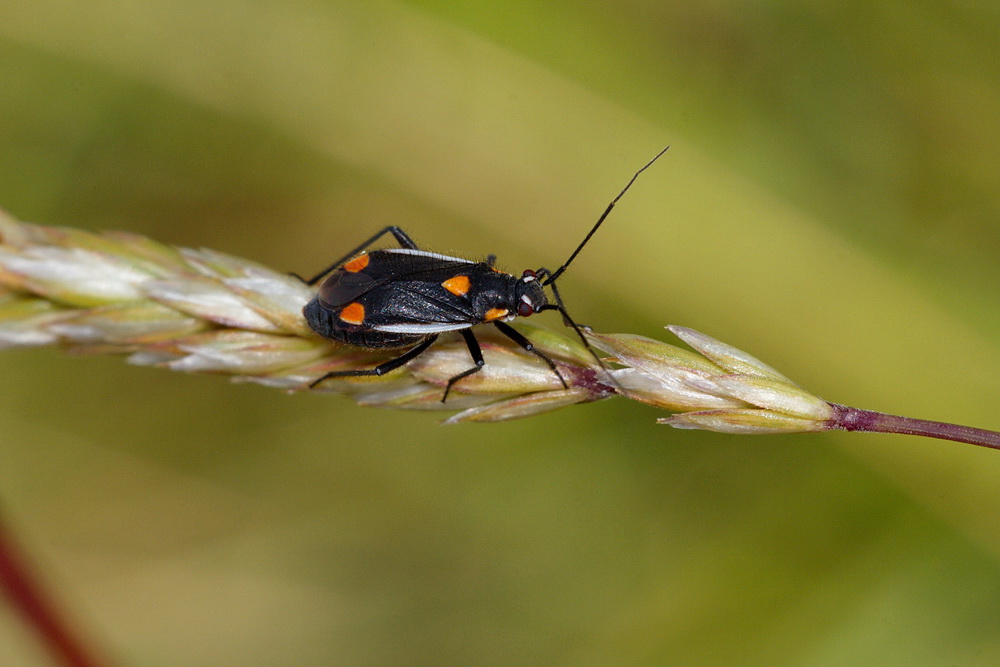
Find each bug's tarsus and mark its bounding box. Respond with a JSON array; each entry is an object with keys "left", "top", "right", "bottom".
[
  {"left": 535, "top": 268, "right": 611, "bottom": 379},
  {"left": 303, "top": 226, "right": 418, "bottom": 285},
  {"left": 542, "top": 302, "right": 605, "bottom": 374},
  {"left": 493, "top": 320, "right": 568, "bottom": 389},
  {"left": 543, "top": 146, "right": 669, "bottom": 286},
  {"left": 309, "top": 335, "right": 438, "bottom": 388}
]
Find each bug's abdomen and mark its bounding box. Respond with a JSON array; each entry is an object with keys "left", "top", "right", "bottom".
[{"left": 303, "top": 297, "right": 424, "bottom": 349}]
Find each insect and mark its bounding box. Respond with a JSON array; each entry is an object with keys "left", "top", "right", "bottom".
[{"left": 302, "top": 147, "right": 668, "bottom": 401}]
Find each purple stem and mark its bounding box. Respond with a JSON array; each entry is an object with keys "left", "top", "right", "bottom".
[
  {"left": 0, "top": 510, "right": 107, "bottom": 667},
  {"left": 828, "top": 403, "right": 1000, "bottom": 451}
]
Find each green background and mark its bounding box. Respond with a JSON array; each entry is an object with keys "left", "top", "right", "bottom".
[{"left": 1, "top": 1, "right": 999, "bottom": 664}]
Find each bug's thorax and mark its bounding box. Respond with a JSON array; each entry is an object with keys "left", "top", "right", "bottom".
[{"left": 456, "top": 267, "right": 540, "bottom": 323}]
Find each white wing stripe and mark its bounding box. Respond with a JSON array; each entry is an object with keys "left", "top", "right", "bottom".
[
  {"left": 373, "top": 322, "right": 472, "bottom": 334},
  {"left": 382, "top": 248, "right": 476, "bottom": 264}
]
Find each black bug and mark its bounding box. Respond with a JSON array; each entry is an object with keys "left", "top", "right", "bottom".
[{"left": 302, "top": 147, "right": 668, "bottom": 401}]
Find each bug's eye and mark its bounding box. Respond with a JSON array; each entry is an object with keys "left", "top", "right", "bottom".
[
  {"left": 517, "top": 302, "right": 534, "bottom": 317},
  {"left": 521, "top": 269, "right": 536, "bottom": 279}
]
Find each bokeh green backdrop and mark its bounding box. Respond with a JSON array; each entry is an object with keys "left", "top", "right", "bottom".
[{"left": 1, "top": 1, "right": 999, "bottom": 664}]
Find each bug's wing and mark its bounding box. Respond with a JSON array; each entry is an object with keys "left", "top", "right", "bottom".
[
  {"left": 375, "top": 249, "right": 480, "bottom": 279},
  {"left": 320, "top": 250, "right": 477, "bottom": 308},
  {"left": 317, "top": 270, "right": 388, "bottom": 307},
  {"left": 367, "top": 280, "right": 480, "bottom": 334}
]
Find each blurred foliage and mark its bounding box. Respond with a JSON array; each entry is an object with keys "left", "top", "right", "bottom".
[{"left": 0, "top": 0, "right": 998, "bottom": 664}]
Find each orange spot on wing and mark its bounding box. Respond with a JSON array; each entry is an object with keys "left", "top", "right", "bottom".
[
  {"left": 442, "top": 275, "right": 471, "bottom": 297},
  {"left": 339, "top": 302, "right": 366, "bottom": 325},
  {"left": 484, "top": 308, "right": 509, "bottom": 322},
  {"left": 342, "top": 254, "right": 370, "bottom": 273}
]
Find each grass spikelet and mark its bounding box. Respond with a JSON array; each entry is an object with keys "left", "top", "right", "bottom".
[{"left": 2, "top": 211, "right": 997, "bottom": 449}]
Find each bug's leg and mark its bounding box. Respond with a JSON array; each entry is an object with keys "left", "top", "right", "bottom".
[
  {"left": 536, "top": 301, "right": 607, "bottom": 372},
  {"left": 534, "top": 268, "right": 573, "bottom": 328},
  {"left": 531, "top": 272, "right": 608, "bottom": 379},
  {"left": 296, "top": 226, "right": 420, "bottom": 285},
  {"left": 492, "top": 321, "right": 568, "bottom": 389},
  {"left": 533, "top": 270, "right": 617, "bottom": 390},
  {"left": 308, "top": 335, "right": 438, "bottom": 388},
  {"left": 485, "top": 254, "right": 497, "bottom": 267},
  {"left": 441, "top": 329, "right": 486, "bottom": 402}
]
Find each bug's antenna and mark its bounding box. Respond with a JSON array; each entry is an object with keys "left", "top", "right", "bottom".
[{"left": 543, "top": 146, "right": 669, "bottom": 286}]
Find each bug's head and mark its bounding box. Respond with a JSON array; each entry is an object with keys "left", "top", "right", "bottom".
[{"left": 513, "top": 269, "right": 549, "bottom": 317}]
